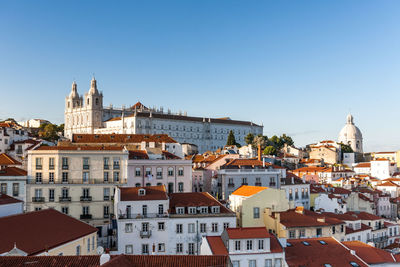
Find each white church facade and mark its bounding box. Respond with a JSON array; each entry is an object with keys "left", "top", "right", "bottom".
[
  {"left": 64, "top": 78, "right": 263, "bottom": 153},
  {"left": 338, "top": 114, "right": 363, "bottom": 153}
]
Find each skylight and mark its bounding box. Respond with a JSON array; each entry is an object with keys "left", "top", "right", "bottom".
[
  {"left": 324, "top": 264, "right": 332, "bottom": 267},
  {"left": 319, "top": 240, "right": 327, "bottom": 245},
  {"left": 286, "top": 242, "right": 292, "bottom": 247},
  {"left": 350, "top": 262, "right": 360, "bottom": 267},
  {"left": 302, "top": 241, "right": 310, "bottom": 246}
]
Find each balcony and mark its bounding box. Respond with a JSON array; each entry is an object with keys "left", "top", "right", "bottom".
[
  {"left": 49, "top": 165, "right": 55, "bottom": 170},
  {"left": 104, "top": 196, "right": 110, "bottom": 201},
  {"left": 36, "top": 165, "right": 42, "bottom": 170},
  {"left": 27, "top": 178, "right": 128, "bottom": 185},
  {"left": 255, "top": 182, "right": 262, "bottom": 186},
  {"left": 228, "top": 183, "right": 235, "bottom": 188},
  {"left": 156, "top": 175, "right": 162, "bottom": 179},
  {"left": 113, "top": 165, "right": 120, "bottom": 170},
  {"left": 80, "top": 196, "right": 92, "bottom": 202},
  {"left": 118, "top": 213, "right": 169, "bottom": 219},
  {"left": 59, "top": 196, "right": 71, "bottom": 202},
  {"left": 140, "top": 230, "right": 152, "bottom": 238},
  {"left": 104, "top": 165, "right": 110, "bottom": 170},
  {"left": 269, "top": 182, "right": 277, "bottom": 187},
  {"left": 104, "top": 214, "right": 110, "bottom": 219},
  {"left": 83, "top": 165, "right": 90, "bottom": 170},
  {"left": 62, "top": 165, "right": 69, "bottom": 170},
  {"left": 80, "top": 214, "right": 92, "bottom": 220},
  {"left": 32, "top": 197, "right": 45, "bottom": 202},
  {"left": 241, "top": 183, "right": 248, "bottom": 186}
]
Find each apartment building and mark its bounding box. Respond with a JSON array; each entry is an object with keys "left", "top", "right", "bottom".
[
  {"left": 114, "top": 185, "right": 236, "bottom": 255},
  {"left": 0, "top": 153, "right": 27, "bottom": 204},
  {"left": 26, "top": 145, "right": 128, "bottom": 245}
]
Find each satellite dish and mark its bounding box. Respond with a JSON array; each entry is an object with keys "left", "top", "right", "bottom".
[{"left": 97, "top": 246, "right": 104, "bottom": 255}]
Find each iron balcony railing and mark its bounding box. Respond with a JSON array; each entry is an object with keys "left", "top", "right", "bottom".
[
  {"left": 80, "top": 196, "right": 92, "bottom": 201},
  {"left": 80, "top": 214, "right": 92, "bottom": 220},
  {"left": 28, "top": 178, "right": 127, "bottom": 185},
  {"left": 59, "top": 196, "right": 71, "bottom": 202},
  {"left": 140, "top": 230, "right": 152, "bottom": 238},
  {"left": 118, "top": 213, "right": 169, "bottom": 219},
  {"left": 32, "top": 197, "right": 45, "bottom": 202}
]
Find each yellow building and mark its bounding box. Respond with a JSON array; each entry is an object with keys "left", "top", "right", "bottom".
[
  {"left": 0, "top": 209, "right": 97, "bottom": 256},
  {"left": 229, "top": 185, "right": 289, "bottom": 227},
  {"left": 263, "top": 206, "right": 346, "bottom": 240},
  {"left": 26, "top": 145, "right": 128, "bottom": 246}
]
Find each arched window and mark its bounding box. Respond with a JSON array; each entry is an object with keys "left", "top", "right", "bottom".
[
  {"left": 68, "top": 102, "right": 70, "bottom": 108},
  {"left": 96, "top": 98, "right": 99, "bottom": 105},
  {"left": 87, "top": 98, "right": 90, "bottom": 105}
]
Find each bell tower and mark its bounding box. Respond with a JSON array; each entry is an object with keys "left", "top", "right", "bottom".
[{"left": 84, "top": 77, "right": 103, "bottom": 133}]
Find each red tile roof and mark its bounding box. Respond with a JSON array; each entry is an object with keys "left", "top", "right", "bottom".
[
  {"left": 128, "top": 150, "right": 149, "bottom": 159},
  {"left": 346, "top": 211, "right": 382, "bottom": 221},
  {"left": 355, "top": 162, "right": 371, "bottom": 168},
  {"left": 0, "top": 256, "right": 100, "bottom": 267},
  {"left": 169, "top": 192, "right": 234, "bottom": 215},
  {"left": 226, "top": 227, "right": 270, "bottom": 239},
  {"left": 0, "top": 194, "right": 23, "bottom": 205},
  {"left": 119, "top": 186, "right": 168, "bottom": 201},
  {"left": 0, "top": 167, "right": 27, "bottom": 176},
  {"left": 0, "top": 209, "right": 97, "bottom": 255},
  {"left": 205, "top": 236, "right": 228, "bottom": 255},
  {"left": 231, "top": 185, "right": 268, "bottom": 197},
  {"left": 72, "top": 134, "right": 177, "bottom": 144},
  {"left": 329, "top": 187, "right": 351, "bottom": 195},
  {"left": 342, "top": 241, "right": 396, "bottom": 264},
  {"left": 0, "top": 153, "right": 21, "bottom": 165},
  {"left": 285, "top": 237, "right": 368, "bottom": 267},
  {"left": 36, "top": 145, "right": 124, "bottom": 151},
  {"left": 345, "top": 224, "right": 372, "bottom": 235},
  {"left": 222, "top": 159, "right": 285, "bottom": 169},
  {"left": 101, "top": 255, "right": 230, "bottom": 267},
  {"left": 378, "top": 181, "right": 400, "bottom": 187},
  {"left": 274, "top": 209, "right": 344, "bottom": 228}
]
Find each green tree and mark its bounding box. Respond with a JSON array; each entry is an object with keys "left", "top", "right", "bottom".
[
  {"left": 280, "top": 134, "right": 294, "bottom": 147},
  {"left": 340, "top": 143, "right": 353, "bottom": 153},
  {"left": 226, "top": 130, "right": 237, "bottom": 146},
  {"left": 39, "top": 123, "right": 61, "bottom": 142},
  {"left": 263, "top": 146, "right": 277, "bottom": 155},
  {"left": 252, "top": 135, "right": 267, "bottom": 150},
  {"left": 244, "top": 133, "right": 255, "bottom": 145}
]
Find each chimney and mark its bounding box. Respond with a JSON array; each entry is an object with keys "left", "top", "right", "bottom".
[
  {"left": 295, "top": 206, "right": 304, "bottom": 214},
  {"left": 258, "top": 144, "right": 261, "bottom": 161},
  {"left": 100, "top": 249, "right": 111, "bottom": 265}
]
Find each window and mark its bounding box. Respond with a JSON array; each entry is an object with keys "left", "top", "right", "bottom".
[
  {"left": 142, "top": 205, "right": 147, "bottom": 216},
  {"left": 188, "top": 223, "right": 195, "bottom": 233},
  {"left": 274, "top": 259, "right": 282, "bottom": 267},
  {"left": 0, "top": 183, "right": 6, "bottom": 194},
  {"left": 176, "top": 224, "right": 183, "bottom": 233},
  {"left": 125, "top": 245, "right": 133, "bottom": 254},
  {"left": 158, "top": 243, "right": 165, "bottom": 252},
  {"left": 49, "top": 172, "right": 54, "bottom": 183},
  {"left": 212, "top": 206, "right": 220, "bottom": 213},
  {"left": 242, "top": 177, "right": 247, "bottom": 185},
  {"left": 178, "top": 182, "right": 184, "bottom": 192},
  {"left": 176, "top": 243, "right": 183, "bottom": 253},
  {"left": 341, "top": 224, "right": 344, "bottom": 232},
  {"left": 49, "top": 157, "right": 55, "bottom": 169},
  {"left": 289, "top": 230, "right": 295, "bottom": 239},
  {"left": 247, "top": 240, "right": 253, "bottom": 250},
  {"left": 87, "top": 238, "right": 90, "bottom": 253},
  {"left": 158, "top": 204, "right": 164, "bottom": 215},
  {"left": 125, "top": 223, "right": 133, "bottom": 233},
  {"left": 200, "top": 207, "right": 208, "bottom": 214},
  {"left": 212, "top": 223, "right": 218, "bottom": 232},
  {"left": 232, "top": 261, "right": 240, "bottom": 267},
  {"left": 253, "top": 207, "right": 260, "bottom": 219},
  {"left": 145, "top": 167, "right": 151, "bottom": 176},
  {"left": 258, "top": 239, "right": 264, "bottom": 250},
  {"left": 104, "top": 206, "right": 110, "bottom": 218},
  {"left": 49, "top": 189, "right": 55, "bottom": 201},
  {"left": 103, "top": 171, "right": 109, "bottom": 182},
  {"left": 249, "top": 260, "right": 256, "bottom": 267},
  {"left": 83, "top": 157, "right": 90, "bottom": 169},
  {"left": 62, "top": 157, "right": 69, "bottom": 169},
  {"left": 316, "top": 228, "right": 322, "bottom": 237},
  {"left": 61, "top": 207, "right": 69, "bottom": 214},
  {"left": 82, "top": 206, "right": 90, "bottom": 215},
  {"left": 156, "top": 167, "right": 162, "bottom": 178},
  {"left": 62, "top": 188, "right": 69, "bottom": 198},
  {"left": 92, "top": 236, "right": 95, "bottom": 250},
  {"left": 189, "top": 207, "right": 197, "bottom": 214},
  {"left": 142, "top": 222, "right": 149, "bottom": 232},
  {"left": 265, "top": 259, "right": 272, "bottom": 267},
  {"left": 350, "top": 262, "right": 360, "bottom": 267},
  {"left": 135, "top": 167, "right": 141, "bottom": 176},
  {"left": 76, "top": 245, "right": 81, "bottom": 256},
  {"left": 158, "top": 222, "right": 165, "bottom": 231},
  {"left": 35, "top": 173, "right": 42, "bottom": 183},
  {"left": 200, "top": 223, "right": 207, "bottom": 233},
  {"left": 332, "top": 226, "right": 336, "bottom": 234},
  {"left": 12, "top": 183, "right": 19, "bottom": 197},
  {"left": 104, "top": 188, "right": 110, "bottom": 200},
  {"left": 62, "top": 172, "right": 68, "bottom": 183},
  {"left": 235, "top": 240, "right": 241, "bottom": 251},
  {"left": 113, "top": 158, "right": 120, "bottom": 169},
  {"left": 104, "top": 157, "right": 110, "bottom": 169},
  {"left": 299, "top": 229, "right": 305, "bottom": 238},
  {"left": 113, "top": 172, "right": 119, "bottom": 182},
  {"left": 224, "top": 222, "right": 230, "bottom": 229},
  {"left": 168, "top": 167, "right": 174, "bottom": 176},
  {"left": 188, "top": 243, "right": 195, "bottom": 255},
  {"left": 142, "top": 244, "right": 149, "bottom": 255},
  {"left": 83, "top": 172, "right": 89, "bottom": 183},
  {"left": 178, "top": 167, "right": 184, "bottom": 176},
  {"left": 176, "top": 207, "right": 185, "bottom": 214},
  {"left": 35, "top": 158, "right": 42, "bottom": 169}
]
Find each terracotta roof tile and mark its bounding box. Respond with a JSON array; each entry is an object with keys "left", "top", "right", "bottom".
[
  {"left": 0, "top": 194, "right": 23, "bottom": 205},
  {"left": 342, "top": 241, "right": 396, "bottom": 264},
  {"left": 0, "top": 209, "right": 97, "bottom": 255},
  {"left": 354, "top": 162, "right": 371, "bottom": 168},
  {"left": 128, "top": 150, "right": 149, "bottom": 159},
  {"left": 226, "top": 227, "right": 271, "bottom": 239},
  {"left": 345, "top": 224, "right": 372, "bottom": 235},
  {"left": 274, "top": 209, "right": 344, "bottom": 228},
  {"left": 0, "top": 167, "right": 27, "bottom": 176},
  {"left": 120, "top": 186, "right": 168, "bottom": 201},
  {"left": 0, "top": 153, "right": 21, "bottom": 165},
  {"left": 0, "top": 256, "right": 100, "bottom": 267},
  {"left": 36, "top": 146, "right": 124, "bottom": 151},
  {"left": 285, "top": 237, "right": 368, "bottom": 267},
  {"left": 231, "top": 185, "right": 268, "bottom": 197},
  {"left": 205, "top": 236, "right": 228, "bottom": 255},
  {"left": 346, "top": 211, "right": 382, "bottom": 221}
]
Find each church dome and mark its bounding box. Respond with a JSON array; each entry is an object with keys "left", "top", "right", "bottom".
[{"left": 338, "top": 114, "right": 363, "bottom": 153}]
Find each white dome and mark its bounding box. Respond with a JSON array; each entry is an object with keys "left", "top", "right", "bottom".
[{"left": 338, "top": 114, "right": 363, "bottom": 153}]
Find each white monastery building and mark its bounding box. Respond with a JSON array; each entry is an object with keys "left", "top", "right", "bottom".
[{"left": 64, "top": 78, "right": 263, "bottom": 153}]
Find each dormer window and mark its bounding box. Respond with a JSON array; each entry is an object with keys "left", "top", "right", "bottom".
[
  {"left": 176, "top": 207, "right": 185, "bottom": 214},
  {"left": 188, "top": 207, "right": 197, "bottom": 214},
  {"left": 138, "top": 189, "right": 146, "bottom": 196},
  {"left": 200, "top": 207, "right": 208, "bottom": 214},
  {"left": 211, "top": 206, "right": 220, "bottom": 214}
]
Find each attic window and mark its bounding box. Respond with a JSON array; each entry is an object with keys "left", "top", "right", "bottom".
[
  {"left": 138, "top": 189, "right": 146, "bottom": 196},
  {"left": 302, "top": 241, "right": 310, "bottom": 246},
  {"left": 176, "top": 207, "right": 185, "bottom": 214},
  {"left": 324, "top": 264, "right": 332, "bottom": 267},
  {"left": 319, "top": 240, "right": 327, "bottom": 245},
  {"left": 350, "top": 262, "right": 360, "bottom": 267},
  {"left": 211, "top": 206, "right": 220, "bottom": 214},
  {"left": 188, "top": 207, "right": 197, "bottom": 214},
  {"left": 286, "top": 242, "right": 292, "bottom": 247},
  {"left": 95, "top": 135, "right": 99, "bottom": 138}
]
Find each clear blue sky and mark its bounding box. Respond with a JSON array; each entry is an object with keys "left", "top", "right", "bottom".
[{"left": 1, "top": 1, "right": 400, "bottom": 152}]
